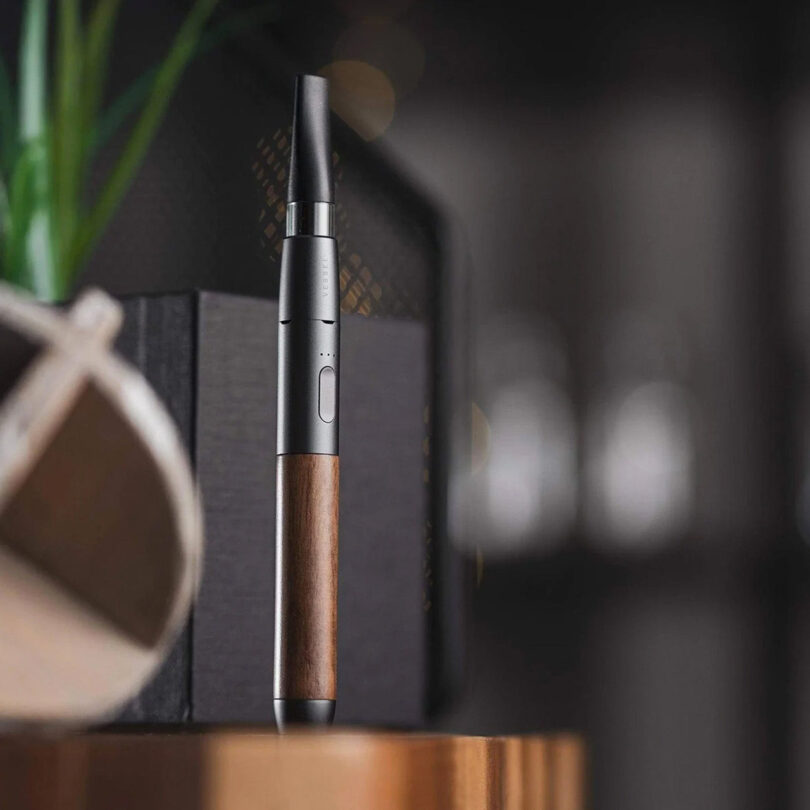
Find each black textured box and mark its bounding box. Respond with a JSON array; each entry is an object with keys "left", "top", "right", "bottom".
[{"left": 114, "top": 290, "right": 430, "bottom": 727}]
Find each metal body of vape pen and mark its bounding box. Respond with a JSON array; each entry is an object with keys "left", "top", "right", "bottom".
[{"left": 274, "top": 75, "right": 339, "bottom": 729}]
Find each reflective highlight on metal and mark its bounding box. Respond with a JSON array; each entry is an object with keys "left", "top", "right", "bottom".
[{"left": 286, "top": 202, "right": 336, "bottom": 238}]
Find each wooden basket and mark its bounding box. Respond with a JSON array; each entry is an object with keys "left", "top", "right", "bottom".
[{"left": 0, "top": 285, "right": 202, "bottom": 725}]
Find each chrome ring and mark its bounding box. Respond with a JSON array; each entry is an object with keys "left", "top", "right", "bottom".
[{"left": 286, "top": 202, "right": 335, "bottom": 237}]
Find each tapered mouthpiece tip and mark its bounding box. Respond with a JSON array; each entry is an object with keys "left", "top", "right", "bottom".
[{"left": 287, "top": 74, "right": 334, "bottom": 204}]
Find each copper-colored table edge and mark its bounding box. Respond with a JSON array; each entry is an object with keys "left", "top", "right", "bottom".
[{"left": 0, "top": 730, "right": 586, "bottom": 810}]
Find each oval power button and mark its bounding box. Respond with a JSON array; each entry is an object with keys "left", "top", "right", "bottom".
[{"left": 318, "top": 366, "right": 336, "bottom": 423}]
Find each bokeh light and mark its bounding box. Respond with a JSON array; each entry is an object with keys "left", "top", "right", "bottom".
[
  {"left": 453, "top": 318, "right": 577, "bottom": 555},
  {"left": 319, "top": 60, "right": 396, "bottom": 141},
  {"left": 586, "top": 381, "right": 694, "bottom": 550},
  {"left": 470, "top": 401, "right": 491, "bottom": 476},
  {"left": 482, "top": 379, "right": 577, "bottom": 548},
  {"left": 334, "top": 18, "right": 425, "bottom": 99}
]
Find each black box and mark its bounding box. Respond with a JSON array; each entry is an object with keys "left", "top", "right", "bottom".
[{"left": 114, "top": 290, "right": 432, "bottom": 727}]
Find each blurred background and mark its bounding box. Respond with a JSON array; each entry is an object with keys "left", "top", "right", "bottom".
[{"left": 2, "top": 0, "right": 809, "bottom": 807}]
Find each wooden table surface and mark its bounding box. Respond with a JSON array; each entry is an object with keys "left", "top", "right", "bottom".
[{"left": 0, "top": 730, "right": 585, "bottom": 810}]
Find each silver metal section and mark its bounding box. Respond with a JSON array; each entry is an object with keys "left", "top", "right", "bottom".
[
  {"left": 286, "top": 202, "right": 335, "bottom": 237},
  {"left": 318, "top": 366, "right": 337, "bottom": 423}
]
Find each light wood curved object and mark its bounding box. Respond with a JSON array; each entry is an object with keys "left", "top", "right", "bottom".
[
  {"left": 0, "top": 730, "right": 586, "bottom": 810},
  {"left": 0, "top": 284, "right": 201, "bottom": 724}
]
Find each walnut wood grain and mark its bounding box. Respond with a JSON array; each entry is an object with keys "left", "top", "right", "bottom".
[
  {"left": 275, "top": 453, "right": 339, "bottom": 700},
  {"left": 0, "top": 732, "right": 586, "bottom": 810}
]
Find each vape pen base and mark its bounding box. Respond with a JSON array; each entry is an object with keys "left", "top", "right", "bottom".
[{"left": 274, "top": 699, "right": 335, "bottom": 730}]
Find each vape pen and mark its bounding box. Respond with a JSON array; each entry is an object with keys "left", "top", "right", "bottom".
[{"left": 274, "top": 75, "right": 339, "bottom": 729}]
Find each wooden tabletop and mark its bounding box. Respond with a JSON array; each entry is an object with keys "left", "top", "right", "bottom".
[{"left": 0, "top": 730, "right": 585, "bottom": 810}]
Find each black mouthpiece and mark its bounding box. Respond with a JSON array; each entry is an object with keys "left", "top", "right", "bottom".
[{"left": 287, "top": 74, "right": 333, "bottom": 204}]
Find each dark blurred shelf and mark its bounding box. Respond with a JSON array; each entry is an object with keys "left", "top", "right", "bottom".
[{"left": 475, "top": 540, "right": 810, "bottom": 599}]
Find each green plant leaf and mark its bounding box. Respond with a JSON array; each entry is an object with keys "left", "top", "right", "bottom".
[
  {"left": 0, "top": 173, "right": 10, "bottom": 259},
  {"left": 92, "top": 2, "right": 279, "bottom": 156},
  {"left": 19, "top": 0, "right": 48, "bottom": 142},
  {"left": 66, "top": 0, "right": 220, "bottom": 280},
  {"left": 4, "top": 137, "right": 57, "bottom": 299},
  {"left": 93, "top": 65, "right": 156, "bottom": 156},
  {"left": 13, "top": 0, "right": 57, "bottom": 300},
  {"left": 82, "top": 0, "right": 121, "bottom": 154},
  {"left": 53, "top": 0, "right": 83, "bottom": 290},
  {"left": 0, "top": 51, "right": 18, "bottom": 177},
  {"left": 3, "top": 148, "right": 36, "bottom": 286}
]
